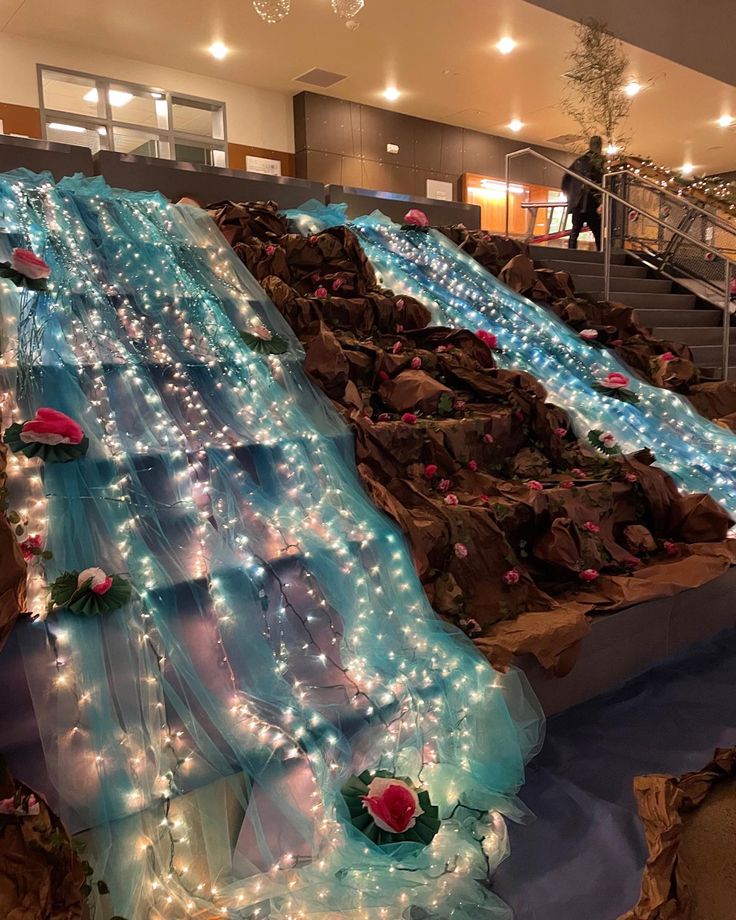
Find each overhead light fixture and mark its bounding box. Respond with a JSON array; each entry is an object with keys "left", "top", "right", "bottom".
[
  {"left": 48, "top": 122, "right": 87, "bottom": 133},
  {"left": 508, "top": 118, "right": 523, "bottom": 132},
  {"left": 208, "top": 41, "right": 229, "bottom": 60},
  {"left": 479, "top": 178, "right": 525, "bottom": 194},
  {"left": 84, "top": 88, "right": 133, "bottom": 107},
  {"left": 383, "top": 86, "right": 400, "bottom": 102},
  {"left": 623, "top": 81, "right": 641, "bottom": 97},
  {"left": 681, "top": 161, "right": 694, "bottom": 175},
  {"left": 97, "top": 127, "right": 108, "bottom": 136},
  {"left": 718, "top": 114, "right": 734, "bottom": 128},
  {"left": 606, "top": 143, "right": 620, "bottom": 156},
  {"left": 496, "top": 37, "right": 516, "bottom": 54}
]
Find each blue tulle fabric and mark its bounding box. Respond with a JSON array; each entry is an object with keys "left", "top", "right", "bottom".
[
  {"left": 0, "top": 171, "right": 543, "bottom": 920},
  {"left": 286, "top": 202, "right": 736, "bottom": 517}
]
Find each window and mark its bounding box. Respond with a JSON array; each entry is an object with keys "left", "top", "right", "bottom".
[{"left": 38, "top": 66, "right": 227, "bottom": 167}]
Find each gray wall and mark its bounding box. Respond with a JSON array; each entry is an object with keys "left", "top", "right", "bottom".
[{"left": 294, "top": 92, "right": 573, "bottom": 199}]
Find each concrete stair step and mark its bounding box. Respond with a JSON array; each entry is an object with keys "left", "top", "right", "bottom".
[
  {"left": 636, "top": 308, "right": 722, "bottom": 328},
  {"left": 687, "top": 344, "right": 736, "bottom": 365},
  {"left": 573, "top": 274, "right": 672, "bottom": 294},
  {"left": 529, "top": 245, "right": 627, "bottom": 265},
  {"left": 538, "top": 259, "right": 647, "bottom": 278},
  {"left": 653, "top": 327, "right": 726, "bottom": 346},
  {"left": 580, "top": 290, "right": 697, "bottom": 310}
]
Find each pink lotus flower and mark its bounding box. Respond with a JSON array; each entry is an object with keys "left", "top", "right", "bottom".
[
  {"left": 444, "top": 493, "right": 459, "bottom": 505},
  {"left": 20, "top": 407, "right": 83, "bottom": 446},
  {"left": 476, "top": 329, "right": 498, "bottom": 349},
  {"left": 411, "top": 357, "right": 422, "bottom": 370},
  {"left": 454, "top": 542, "right": 468, "bottom": 559},
  {"left": 77, "top": 567, "right": 113, "bottom": 596},
  {"left": 314, "top": 286, "right": 328, "bottom": 298},
  {"left": 391, "top": 341, "right": 403, "bottom": 354},
  {"left": 401, "top": 413, "right": 417, "bottom": 425},
  {"left": 663, "top": 540, "right": 678, "bottom": 557},
  {"left": 332, "top": 278, "right": 344, "bottom": 291},
  {"left": 250, "top": 323, "right": 273, "bottom": 341},
  {"left": 361, "top": 777, "right": 423, "bottom": 833},
  {"left": 599, "top": 371, "right": 630, "bottom": 389},
  {"left": 601, "top": 432, "right": 617, "bottom": 449},
  {"left": 503, "top": 568, "right": 520, "bottom": 585},
  {"left": 625, "top": 472, "right": 638, "bottom": 482},
  {"left": 483, "top": 433, "right": 494, "bottom": 444},
  {"left": 438, "top": 478, "right": 451, "bottom": 492},
  {"left": 424, "top": 464, "right": 438, "bottom": 478},
  {"left": 571, "top": 468, "right": 587, "bottom": 478},
  {"left": 528, "top": 480, "right": 543, "bottom": 491},
  {"left": 561, "top": 479, "right": 574, "bottom": 489},
  {"left": 553, "top": 427, "right": 567, "bottom": 438},
  {"left": 396, "top": 298, "right": 405, "bottom": 311},
  {"left": 579, "top": 568, "right": 599, "bottom": 582},
  {"left": 660, "top": 352, "right": 675, "bottom": 362},
  {"left": 583, "top": 521, "right": 600, "bottom": 534},
  {"left": 580, "top": 329, "right": 598, "bottom": 340},
  {"left": 467, "top": 460, "right": 478, "bottom": 471},
  {"left": 11, "top": 248, "right": 50, "bottom": 280},
  {"left": 265, "top": 243, "right": 276, "bottom": 257},
  {"left": 19, "top": 534, "right": 42, "bottom": 561},
  {"left": 404, "top": 208, "right": 429, "bottom": 228}
]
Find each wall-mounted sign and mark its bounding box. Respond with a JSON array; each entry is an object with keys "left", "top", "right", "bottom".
[
  {"left": 426, "top": 179, "right": 454, "bottom": 201},
  {"left": 386, "top": 143, "right": 399, "bottom": 155},
  {"left": 245, "top": 155, "right": 282, "bottom": 176}
]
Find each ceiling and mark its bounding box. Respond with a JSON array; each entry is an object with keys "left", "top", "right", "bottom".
[{"left": 2, "top": 0, "right": 735, "bottom": 173}]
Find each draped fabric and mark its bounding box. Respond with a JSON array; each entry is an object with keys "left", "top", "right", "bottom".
[
  {"left": 0, "top": 171, "right": 543, "bottom": 919},
  {"left": 286, "top": 203, "right": 736, "bottom": 517}
]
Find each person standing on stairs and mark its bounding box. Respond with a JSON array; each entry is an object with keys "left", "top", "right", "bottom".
[{"left": 563, "top": 135, "right": 604, "bottom": 250}]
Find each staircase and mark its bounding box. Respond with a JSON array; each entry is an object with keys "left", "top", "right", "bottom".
[{"left": 529, "top": 245, "right": 733, "bottom": 379}]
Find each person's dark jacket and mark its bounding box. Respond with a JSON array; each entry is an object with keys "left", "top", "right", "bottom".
[{"left": 562, "top": 151, "right": 604, "bottom": 211}]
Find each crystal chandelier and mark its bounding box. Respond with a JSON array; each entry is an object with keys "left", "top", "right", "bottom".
[{"left": 253, "top": 0, "right": 364, "bottom": 21}]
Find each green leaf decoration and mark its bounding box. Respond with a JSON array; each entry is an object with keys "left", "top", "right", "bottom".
[
  {"left": 49, "top": 571, "right": 132, "bottom": 617},
  {"left": 340, "top": 770, "right": 441, "bottom": 850},
  {"left": 0, "top": 262, "right": 49, "bottom": 292},
  {"left": 4, "top": 422, "right": 89, "bottom": 464},
  {"left": 437, "top": 392, "right": 454, "bottom": 417},
  {"left": 239, "top": 330, "right": 289, "bottom": 355},
  {"left": 588, "top": 429, "right": 622, "bottom": 456},
  {"left": 593, "top": 384, "right": 640, "bottom": 404}
]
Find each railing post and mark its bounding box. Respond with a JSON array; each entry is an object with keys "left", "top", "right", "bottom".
[
  {"left": 602, "top": 173, "right": 612, "bottom": 302},
  {"left": 504, "top": 153, "right": 511, "bottom": 238},
  {"left": 723, "top": 261, "right": 732, "bottom": 381}
]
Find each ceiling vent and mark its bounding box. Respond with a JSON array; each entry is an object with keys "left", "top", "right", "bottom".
[
  {"left": 547, "top": 133, "right": 583, "bottom": 147},
  {"left": 294, "top": 68, "right": 347, "bottom": 88}
]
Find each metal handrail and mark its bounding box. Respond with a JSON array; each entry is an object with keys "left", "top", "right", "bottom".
[{"left": 505, "top": 147, "right": 734, "bottom": 379}]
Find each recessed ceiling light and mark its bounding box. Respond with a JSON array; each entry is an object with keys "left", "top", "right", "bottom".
[
  {"left": 623, "top": 81, "right": 641, "bottom": 97},
  {"left": 718, "top": 114, "right": 734, "bottom": 128},
  {"left": 508, "top": 118, "right": 523, "bottom": 132},
  {"left": 681, "top": 161, "right": 694, "bottom": 175},
  {"left": 209, "top": 41, "right": 229, "bottom": 60},
  {"left": 383, "top": 86, "right": 400, "bottom": 102},
  {"left": 48, "top": 122, "right": 87, "bottom": 133},
  {"left": 83, "top": 88, "right": 133, "bottom": 107},
  {"left": 496, "top": 37, "right": 517, "bottom": 54},
  {"left": 606, "top": 143, "right": 620, "bottom": 156}
]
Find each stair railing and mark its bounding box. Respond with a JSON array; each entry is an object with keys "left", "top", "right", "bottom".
[{"left": 504, "top": 147, "right": 735, "bottom": 380}]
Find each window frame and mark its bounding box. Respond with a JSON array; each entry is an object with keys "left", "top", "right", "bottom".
[{"left": 37, "top": 64, "right": 228, "bottom": 166}]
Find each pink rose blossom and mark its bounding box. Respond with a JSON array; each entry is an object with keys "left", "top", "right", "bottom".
[
  {"left": 571, "top": 467, "right": 587, "bottom": 478},
  {"left": 20, "top": 407, "right": 84, "bottom": 446},
  {"left": 467, "top": 460, "right": 478, "bottom": 471},
  {"left": 19, "top": 534, "right": 42, "bottom": 561},
  {"left": 438, "top": 478, "right": 451, "bottom": 492},
  {"left": 395, "top": 324, "right": 404, "bottom": 333},
  {"left": 378, "top": 413, "right": 391, "bottom": 421},
  {"left": 404, "top": 208, "right": 429, "bottom": 228},
  {"left": 553, "top": 427, "right": 567, "bottom": 438},
  {"left": 0, "top": 793, "right": 40, "bottom": 816},
  {"left": 361, "top": 777, "right": 423, "bottom": 834},
  {"left": 424, "top": 464, "right": 438, "bottom": 478},
  {"left": 599, "top": 371, "right": 630, "bottom": 389},
  {"left": 476, "top": 329, "right": 498, "bottom": 349},
  {"left": 663, "top": 540, "right": 678, "bottom": 557},
  {"left": 528, "top": 480, "right": 543, "bottom": 491},
  {"left": 625, "top": 472, "right": 638, "bottom": 482},
  {"left": 454, "top": 542, "right": 468, "bottom": 559},
  {"left": 503, "top": 568, "right": 520, "bottom": 585},
  {"left": 332, "top": 277, "right": 344, "bottom": 291},
  {"left": 314, "top": 286, "right": 328, "bottom": 298},
  {"left": 265, "top": 243, "right": 276, "bottom": 257},
  {"left": 580, "top": 328, "right": 598, "bottom": 340},
  {"left": 10, "top": 248, "right": 50, "bottom": 280},
  {"left": 444, "top": 493, "right": 459, "bottom": 506},
  {"left": 391, "top": 341, "right": 403, "bottom": 354},
  {"left": 624, "top": 556, "right": 640, "bottom": 568},
  {"left": 579, "top": 568, "right": 599, "bottom": 582},
  {"left": 411, "top": 356, "right": 422, "bottom": 369},
  {"left": 309, "top": 235, "right": 319, "bottom": 245},
  {"left": 311, "top": 272, "right": 320, "bottom": 283},
  {"left": 378, "top": 371, "right": 390, "bottom": 382},
  {"left": 479, "top": 493, "right": 490, "bottom": 503},
  {"left": 660, "top": 351, "right": 675, "bottom": 362},
  {"left": 561, "top": 479, "right": 574, "bottom": 489},
  {"left": 455, "top": 400, "right": 466, "bottom": 411},
  {"left": 401, "top": 412, "right": 417, "bottom": 424},
  {"left": 583, "top": 521, "right": 600, "bottom": 533},
  {"left": 483, "top": 433, "right": 494, "bottom": 444}
]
